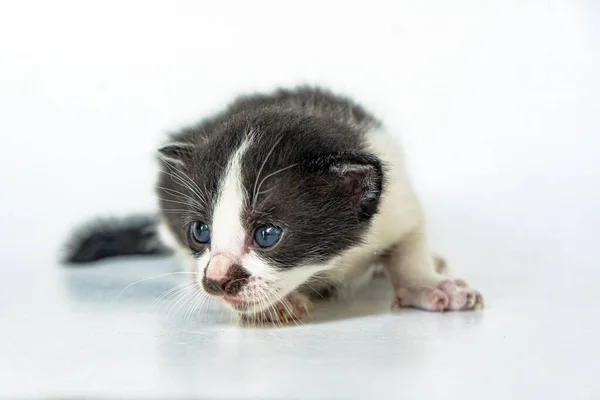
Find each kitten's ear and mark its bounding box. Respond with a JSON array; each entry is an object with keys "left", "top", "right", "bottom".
[
  {"left": 304, "top": 152, "right": 385, "bottom": 221},
  {"left": 158, "top": 142, "right": 194, "bottom": 166}
]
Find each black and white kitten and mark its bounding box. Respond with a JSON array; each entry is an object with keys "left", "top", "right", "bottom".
[{"left": 64, "top": 87, "right": 483, "bottom": 322}]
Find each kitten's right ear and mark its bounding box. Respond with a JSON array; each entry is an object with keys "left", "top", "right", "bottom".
[{"left": 158, "top": 142, "right": 195, "bottom": 166}]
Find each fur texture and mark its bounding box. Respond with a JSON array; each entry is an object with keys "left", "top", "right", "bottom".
[
  {"left": 63, "top": 86, "right": 484, "bottom": 321},
  {"left": 62, "top": 215, "right": 170, "bottom": 263}
]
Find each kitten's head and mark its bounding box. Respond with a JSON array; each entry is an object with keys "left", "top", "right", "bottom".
[{"left": 157, "top": 112, "right": 384, "bottom": 313}]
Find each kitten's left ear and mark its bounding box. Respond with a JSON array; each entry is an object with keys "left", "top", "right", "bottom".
[
  {"left": 158, "top": 142, "right": 195, "bottom": 166},
  {"left": 304, "top": 152, "right": 385, "bottom": 221}
]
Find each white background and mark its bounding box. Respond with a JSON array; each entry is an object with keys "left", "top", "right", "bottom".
[{"left": 1, "top": 1, "right": 599, "bottom": 398}]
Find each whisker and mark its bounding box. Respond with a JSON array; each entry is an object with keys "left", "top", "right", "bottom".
[
  {"left": 310, "top": 272, "right": 347, "bottom": 288},
  {"left": 264, "top": 285, "right": 301, "bottom": 327},
  {"left": 301, "top": 282, "right": 327, "bottom": 299},
  {"left": 197, "top": 278, "right": 217, "bottom": 323},
  {"left": 192, "top": 292, "right": 212, "bottom": 323},
  {"left": 167, "top": 286, "right": 197, "bottom": 317},
  {"left": 254, "top": 163, "right": 299, "bottom": 203},
  {"left": 158, "top": 162, "right": 209, "bottom": 208},
  {"left": 156, "top": 186, "right": 205, "bottom": 210},
  {"left": 188, "top": 284, "right": 208, "bottom": 320},
  {"left": 158, "top": 209, "right": 195, "bottom": 214},
  {"left": 115, "top": 271, "right": 199, "bottom": 301},
  {"left": 154, "top": 282, "right": 195, "bottom": 305},
  {"left": 256, "top": 286, "right": 280, "bottom": 329},
  {"left": 161, "top": 288, "right": 194, "bottom": 311},
  {"left": 156, "top": 197, "right": 203, "bottom": 211},
  {"left": 183, "top": 289, "right": 205, "bottom": 322},
  {"left": 159, "top": 165, "right": 202, "bottom": 199},
  {"left": 252, "top": 134, "right": 285, "bottom": 210},
  {"left": 256, "top": 287, "right": 273, "bottom": 328}
]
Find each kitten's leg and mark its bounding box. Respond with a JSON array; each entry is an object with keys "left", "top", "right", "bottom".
[{"left": 384, "top": 232, "right": 483, "bottom": 311}]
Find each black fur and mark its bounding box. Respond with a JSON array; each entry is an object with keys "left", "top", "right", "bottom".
[
  {"left": 62, "top": 215, "right": 170, "bottom": 264},
  {"left": 158, "top": 86, "right": 385, "bottom": 270}
]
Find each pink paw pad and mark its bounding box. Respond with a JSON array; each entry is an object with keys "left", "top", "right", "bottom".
[
  {"left": 393, "top": 287, "right": 449, "bottom": 312},
  {"left": 437, "top": 280, "right": 483, "bottom": 311},
  {"left": 393, "top": 279, "right": 484, "bottom": 312}
]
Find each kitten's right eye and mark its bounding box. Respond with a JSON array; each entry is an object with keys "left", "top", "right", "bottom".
[{"left": 191, "top": 221, "right": 211, "bottom": 244}]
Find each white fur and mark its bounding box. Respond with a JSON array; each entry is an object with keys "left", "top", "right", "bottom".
[
  {"left": 194, "top": 135, "right": 280, "bottom": 279},
  {"left": 210, "top": 138, "right": 251, "bottom": 259}
]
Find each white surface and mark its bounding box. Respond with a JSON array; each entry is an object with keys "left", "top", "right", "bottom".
[{"left": 1, "top": 1, "right": 599, "bottom": 399}]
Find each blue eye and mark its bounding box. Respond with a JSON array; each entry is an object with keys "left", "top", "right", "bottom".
[
  {"left": 253, "top": 225, "right": 283, "bottom": 248},
  {"left": 191, "top": 222, "right": 210, "bottom": 244}
]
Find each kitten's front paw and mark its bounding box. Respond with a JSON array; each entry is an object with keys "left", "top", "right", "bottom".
[
  {"left": 393, "top": 279, "right": 484, "bottom": 312},
  {"left": 242, "top": 291, "right": 313, "bottom": 325}
]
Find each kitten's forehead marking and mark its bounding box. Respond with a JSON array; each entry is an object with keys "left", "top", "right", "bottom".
[{"left": 210, "top": 137, "right": 252, "bottom": 258}]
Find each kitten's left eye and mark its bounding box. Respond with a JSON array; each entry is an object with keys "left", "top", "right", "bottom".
[
  {"left": 253, "top": 225, "right": 283, "bottom": 248},
  {"left": 191, "top": 221, "right": 211, "bottom": 244}
]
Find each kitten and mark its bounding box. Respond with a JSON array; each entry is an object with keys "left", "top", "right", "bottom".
[{"left": 64, "top": 87, "right": 483, "bottom": 322}]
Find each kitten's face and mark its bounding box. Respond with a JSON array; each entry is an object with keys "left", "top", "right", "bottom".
[{"left": 157, "top": 116, "right": 383, "bottom": 313}]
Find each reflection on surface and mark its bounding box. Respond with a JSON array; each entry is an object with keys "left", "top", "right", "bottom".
[{"left": 59, "top": 255, "right": 406, "bottom": 326}]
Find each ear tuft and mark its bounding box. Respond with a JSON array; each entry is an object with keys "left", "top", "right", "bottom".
[{"left": 158, "top": 142, "right": 194, "bottom": 165}]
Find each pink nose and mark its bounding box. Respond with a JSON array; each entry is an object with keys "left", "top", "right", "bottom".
[
  {"left": 206, "top": 254, "right": 235, "bottom": 282},
  {"left": 203, "top": 254, "right": 250, "bottom": 295}
]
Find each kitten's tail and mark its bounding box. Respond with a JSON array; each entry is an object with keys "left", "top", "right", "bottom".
[{"left": 61, "top": 215, "right": 171, "bottom": 264}]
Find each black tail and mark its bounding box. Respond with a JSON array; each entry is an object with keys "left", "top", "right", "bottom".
[{"left": 62, "top": 215, "right": 171, "bottom": 264}]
